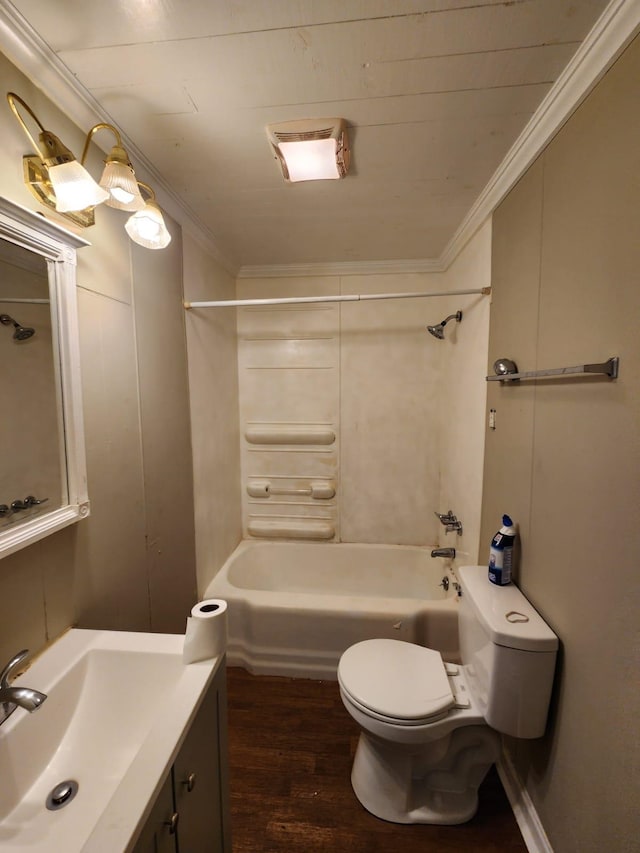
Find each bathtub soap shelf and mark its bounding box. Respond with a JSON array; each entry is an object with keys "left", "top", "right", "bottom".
[
  {"left": 247, "top": 520, "right": 335, "bottom": 540},
  {"left": 245, "top": 426, "right": 335, "bottom": 445}
]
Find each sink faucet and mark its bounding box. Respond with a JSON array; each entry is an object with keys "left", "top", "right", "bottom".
[
  {"left": 431, "top": 547, "right": 456, "bottom": 559},
  {"left": 0, "top": 649, "right": 47, "bottom": 726}
]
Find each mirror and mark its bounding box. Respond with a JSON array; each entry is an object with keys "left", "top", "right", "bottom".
[{"left": 0, "top": 196, "right": 89, "bottom": 559}]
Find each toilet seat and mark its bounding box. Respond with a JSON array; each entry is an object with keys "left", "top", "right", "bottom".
[{"left": 338, "top": 639, "right": 455, "bottom": 725}]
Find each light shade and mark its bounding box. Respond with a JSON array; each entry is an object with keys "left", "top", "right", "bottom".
[
  {"left": 99, "top": 157, "right": 145, "bottom": 211},
  {"left": 47, "top": 160, "right": 109, "bottom": 212},
  {"left": 80, "top": 124, "right": 146, "bottom": 212},
  {"left": 267, "top": 118, "right": 350, "bottom": 183},
  {"left": 277, "top": 139, "right": 341, "bottom": 182},
  {"left": 125, "top": 197, "right": 171, "bottom": 250}
]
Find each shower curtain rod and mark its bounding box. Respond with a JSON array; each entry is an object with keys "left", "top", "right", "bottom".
[{"left": 184, "top": 286, "right": 491, "bottom": 310}]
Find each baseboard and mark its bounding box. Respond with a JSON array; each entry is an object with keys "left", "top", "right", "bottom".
[{"left": 497, "top": 748, "right": 554, "bottom": 853}]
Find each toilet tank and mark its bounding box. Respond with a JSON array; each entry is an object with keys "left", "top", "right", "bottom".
[{"left": 457, "top": 566, "right": 558, "bottom": 739}]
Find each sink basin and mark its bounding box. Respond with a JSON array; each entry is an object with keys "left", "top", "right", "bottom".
[{"left": 0, "top": 629, "right": 220, "bottom": 851}]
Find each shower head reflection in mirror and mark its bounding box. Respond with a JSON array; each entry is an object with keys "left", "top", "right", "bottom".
[{"left": 0, "top": 313, "right": 35, "bottom": 340}]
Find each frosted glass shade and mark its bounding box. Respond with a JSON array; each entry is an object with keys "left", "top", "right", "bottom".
[
  {"left": 99, "top": 161, "right": 145, "bottom": 211},
  {"left": 48, "top": 160, "right": 109, "bottom": 212},
  {"left": 278, "top": 139, "right": 340, "bottom": 182},
  {"left": 125, "top": 201, "right": 171, "bottom": 249}
]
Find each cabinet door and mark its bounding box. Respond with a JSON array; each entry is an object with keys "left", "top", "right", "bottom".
[
  {"left": 131, "top": 773, "right": 178, "bottom": 853},
  {"left": 173, "top": 665, "right": 231, "bottom": 853}
]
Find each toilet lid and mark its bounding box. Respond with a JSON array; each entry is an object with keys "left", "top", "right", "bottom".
[{"left": 338, "top": 639, "right": 454, "bottom": 722}]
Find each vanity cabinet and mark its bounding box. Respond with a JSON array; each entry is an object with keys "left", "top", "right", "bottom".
[
  {"left": 132, "top": 661, "right": 231, "bottom": 853},
  {"left": 131, "top": 774, "right": 176, "bottom": 853}
]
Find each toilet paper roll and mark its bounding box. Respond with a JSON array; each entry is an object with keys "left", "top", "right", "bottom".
[{"left": 183, "top": 599, "right": 228, "bottom": 664}]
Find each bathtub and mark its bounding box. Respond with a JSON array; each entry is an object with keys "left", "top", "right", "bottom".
[{"left": 203, "top": 540, "right": 459, "bottom": 679}]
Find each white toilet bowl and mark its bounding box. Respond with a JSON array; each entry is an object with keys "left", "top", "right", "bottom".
[
  {"left": 338, "top": 638, "right": 500, "bottom": 824},
  {"left": 338, "top": 566, "right": 558, "bottom": 826}
]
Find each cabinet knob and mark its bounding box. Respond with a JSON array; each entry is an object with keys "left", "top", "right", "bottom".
[
  {"left": 183, "top": 772, "right": 197, "bottom": 793},
  {"left": 165, "top": 811, "right": 180, "bottom": 834}
]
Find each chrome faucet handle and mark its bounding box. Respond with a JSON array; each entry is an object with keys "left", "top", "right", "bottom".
[
  {"left": 24, "top": 496, "right": 48, "bottom": 507},
  {"left": 0, "top": 649, "right": 29, "bottom": 688},
  {"left": 435, "top": 510, "right": 456, "bottom": 524},
  {"left": 434, "top": 510, "right": 463, "bottom": 534}
]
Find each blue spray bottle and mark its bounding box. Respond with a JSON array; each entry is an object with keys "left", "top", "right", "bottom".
[{"left": 488, "top": 515, "right": 516, "bottom": 585}]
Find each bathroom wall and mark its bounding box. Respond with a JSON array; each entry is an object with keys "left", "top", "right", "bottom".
[
  {"left": 183, "top": 234, "right": 242, "bottom": 594},
  {"left": 481, "top": 35, "right": 639, "bottom": 853},
  {"left": 0, "top": 52, "right": 224, "bottom": 665},
  {"left": 436, "top": 219, "right": 491, "bottom": 563},
  {"left": 236, "top": 224, "right": 490, "bottom": 555}
]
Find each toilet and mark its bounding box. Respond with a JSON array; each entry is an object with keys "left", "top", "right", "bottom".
[{"left": 338, "top": 564, "right": 558, "bottom": 825}]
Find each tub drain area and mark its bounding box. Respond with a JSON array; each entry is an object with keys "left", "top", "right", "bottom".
[{"left": 46, "top": 780, "right": 79, "bottom": 810}]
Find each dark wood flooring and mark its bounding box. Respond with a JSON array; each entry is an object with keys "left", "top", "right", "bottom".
[{"left": 226, "top": 667, "right": 528, "bottom": 853}]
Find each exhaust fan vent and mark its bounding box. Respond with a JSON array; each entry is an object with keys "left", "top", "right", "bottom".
[
  {"left": 266, "top": 118, "right": 350, "bottom": 182},
  {"left": 272, "top": 127, "right": 334, "bottom": 142}
]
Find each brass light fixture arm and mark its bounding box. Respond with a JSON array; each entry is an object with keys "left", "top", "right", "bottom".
[
  {"left": 7, "top": 91, "right": 76, "bottom": 165},
  {"left": 7, "top": 92, "right": 46, "bottom": 155},
  {"left": 80, "top": 122, "right": 127, "bottom": 165},
  {"left": 136, "top": 181, "right": 156, "bottom": 202}
]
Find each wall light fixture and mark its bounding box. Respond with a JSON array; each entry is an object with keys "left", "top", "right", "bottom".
[
  {"left": 6, "top": 92, "right": 168, "bottom": 249},
  {"left": 266, "top": 118, "right": 350, "bottom": 183}
]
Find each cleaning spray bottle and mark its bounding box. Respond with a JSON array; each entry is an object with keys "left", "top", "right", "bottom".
[{"left": 488, "top": 514, "right": 516, "bottom": 585}]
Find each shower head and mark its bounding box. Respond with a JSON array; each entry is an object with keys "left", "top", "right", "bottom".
[
  {"left": 0, "top": 314, "right": 35, "bottom": 341},
  {"left": 427, "top": 310, "right": 462, "bottom": 340}
]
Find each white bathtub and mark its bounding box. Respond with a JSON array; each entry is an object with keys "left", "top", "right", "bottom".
[{"left": 203, "top": 540, "right": 459, "bottom": 679}]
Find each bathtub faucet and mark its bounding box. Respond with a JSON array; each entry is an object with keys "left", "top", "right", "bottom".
[
  {"left": 431, "top": 547, "right": 456, "bottom": 559},
  {"left": 0, "top": 649, "right": 47, "bottom": 726},
  {"left": 434, "top": 510, "right": 462, "bottom": 535}
]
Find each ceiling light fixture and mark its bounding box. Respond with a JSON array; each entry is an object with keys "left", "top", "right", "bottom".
[
  {"left": 266, "top": 118, "right": 350, "bottom": 183},
  {"left": 124, "top": 182, "right": 171, "bottom": 250}
]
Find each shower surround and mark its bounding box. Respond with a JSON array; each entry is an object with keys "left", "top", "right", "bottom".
[{"left": 235, "top": 221, "right": 491, "bottom": 561}]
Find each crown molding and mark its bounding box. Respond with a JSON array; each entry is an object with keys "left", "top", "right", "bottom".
[
  {"left": 237, "top": 258, "right": 445, "bottom": 279},
  {"left": 2, "top": 0, "right": 637, "bottom": 281},
  {"left": 0, "top": 1, "right": 239, "bottom": 276},
  {"left": 439, "top": 0, "right": 640, "bottom": 270}
]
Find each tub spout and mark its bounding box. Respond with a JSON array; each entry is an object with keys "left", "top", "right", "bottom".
[{"left": 431, "top": 548, "right": 456, "bottom": 559}]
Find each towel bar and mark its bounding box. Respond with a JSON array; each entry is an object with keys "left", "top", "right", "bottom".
[{"left": 486, "top": 356, "right": 619, "bottom": 382}]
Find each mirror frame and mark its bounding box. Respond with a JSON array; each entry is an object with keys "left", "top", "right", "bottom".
[{"left": 0, "top": 196, "right": 90, "bottom": 559}]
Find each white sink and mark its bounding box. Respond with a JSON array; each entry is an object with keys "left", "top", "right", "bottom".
[{"left": 0, "top": 629, "right": 220, "bottom": 852}]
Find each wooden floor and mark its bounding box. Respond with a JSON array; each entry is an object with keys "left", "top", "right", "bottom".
[{"left": 226, "top": 667, "right": 528, "bottom": 853}]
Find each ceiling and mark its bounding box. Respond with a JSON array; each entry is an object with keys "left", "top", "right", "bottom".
[{"left": 5, "top": 1, "right": 617, "bottom": 270}]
